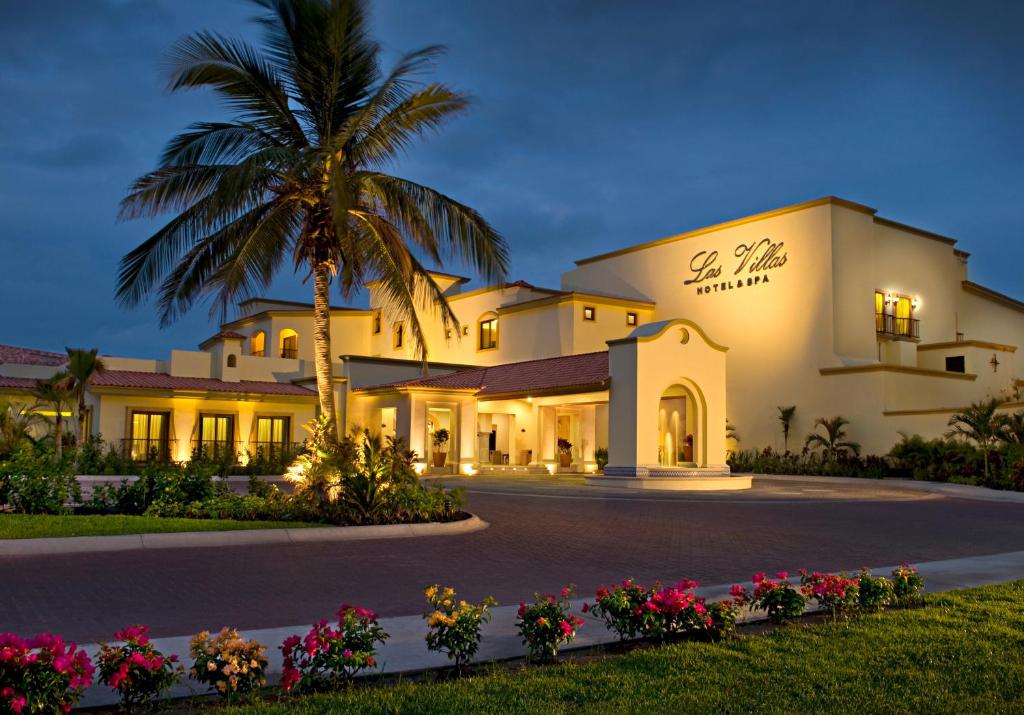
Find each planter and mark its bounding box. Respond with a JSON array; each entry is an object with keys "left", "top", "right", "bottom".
[
  {"left": 432, "top": 452, "right": 448, "bottom": 468},
  {"left": 559, "top": 453, "right": 572, "bottom": 468}
]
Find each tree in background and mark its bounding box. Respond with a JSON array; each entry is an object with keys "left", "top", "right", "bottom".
[
  {"left": 31, "top": 374, "right": 73, "bottom": 462},
  {"left": 116, "top": 0, "right": 508, "bottom": 432},
  {"left": 804, "top": 416, "right": 860, "bottom": 461},
  {"left": 947, "top": 398, "right": 1004, "bottom": 484},
  {"left": 64, "top": 347, "right": 105, "bottom": 447},
  {"left": 777, "top": 405, "right": 796, "bottom": 453}
]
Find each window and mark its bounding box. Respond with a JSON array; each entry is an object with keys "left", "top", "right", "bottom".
[
  {"left": 372, "top": 311, "right": 382, "bottom": 335},
  {"left": 128, "top": 411, "right": 169, "bottom": 462},
  {"left": 279, "top": 329, "right": 298, "bottom": 359},
  {"left": 254, "top": 416, "right": 291, "bottom": 459},
  {"left": 226, "top": 354, "right": 237, "bottom": 368},
  {"left": 197, "top": 414, "right": 234, "bottom": 460},
  {"left": 250, "top": 331, "right": 266, "bottom": 357},
  {"left": 945, "top": 355, "right": 966, "bottom": 373},
  {"left": 626, "top": 312, "right": 637, "bottom": 326},
  {"left": 583, "top": 306, "right": 596, "bottom": 321},
  {"left": 393, "top": 322, "right": 404, "bottom": 349},
  {"left": 479, "top": 316, "right": 498, "bottom": 350}
]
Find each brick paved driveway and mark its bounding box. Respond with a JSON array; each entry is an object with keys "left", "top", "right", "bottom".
[{"left": 3, "top": 476, "right": 1024, "bottom": 642}]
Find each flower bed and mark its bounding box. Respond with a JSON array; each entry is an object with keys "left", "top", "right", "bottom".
[{"left": 0, "top": 565, "right": 926, "bottom": 712}]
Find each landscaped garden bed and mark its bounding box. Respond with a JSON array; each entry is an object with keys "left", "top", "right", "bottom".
[{"left": 0, "top": 418, "right": 465, "bottom": 538}]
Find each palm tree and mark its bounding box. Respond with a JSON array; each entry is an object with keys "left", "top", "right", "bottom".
[
  {"left": 0, "top": 400, "right": 41, "bottom": 457},
  {"left": 948, "top": 398, "right": 1004, "bottom": 483},
  {"left": 804, "top": 416, "right": 860, "bottom": 461},
  {"left": 116, "top": 0, "right": 508, "bottom": 431},
  {"left": 31, "top": 374, "right": 73, "bottom": 462},
  {"left": 64, "top": 347, "right": 105, "bottom": 446},
  {"left": 777, "top": 405, "right": 796, "bottom": 453}
]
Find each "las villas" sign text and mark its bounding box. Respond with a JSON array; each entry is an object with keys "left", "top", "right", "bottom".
[{"left": 684, "top": 238, "right": 788, "bottom": 295}]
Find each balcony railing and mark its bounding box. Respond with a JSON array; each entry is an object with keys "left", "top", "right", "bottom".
[
  {"left": 875, "top": 313, "right": 920, "bottom": 340},
  {"left": 121, "top": 438, "right": 174, "bottom": 463},
  {"left": 191, "top": 440, "right": 238, "bottom": 462},
  {"left": 249, "top": 441, "right": 306, "bottom": 462},
  {"left": 280, "top": 348, "right": 298, "bottom": 359}
]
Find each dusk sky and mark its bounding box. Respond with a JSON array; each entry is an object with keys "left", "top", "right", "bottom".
[{"left": 1, "top": 0, "right": 1022, "bottom": 359}]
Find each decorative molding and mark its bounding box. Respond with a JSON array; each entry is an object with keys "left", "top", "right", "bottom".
[
  {"left": 962, "top": 281, "right": 1024, "bottom": 315},
  {"left": 819, "top": 365, "right": 977, "bottom": 381},
  {"left": 917, "top": 340, "right": 1017, "bottom": 353}
]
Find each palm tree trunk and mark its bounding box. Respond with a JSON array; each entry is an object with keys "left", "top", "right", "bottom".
[
  {"left": 54, "top": 414, "right": 63, "bottom": 462},
  {"left": 312, "top": 263, "right": 337, "bottom": 433},
  {"left": 78, "top": 392, "right": 87, "bottom": 446}
]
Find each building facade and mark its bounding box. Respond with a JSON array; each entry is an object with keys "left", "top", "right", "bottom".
[{"left": 2, "top": 197, "right": 1021, "bottom": 480}]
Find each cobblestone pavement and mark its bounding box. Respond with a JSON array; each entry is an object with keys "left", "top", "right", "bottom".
[{"left": 3, "top": 476, "right": 1024, "bottom": 642}]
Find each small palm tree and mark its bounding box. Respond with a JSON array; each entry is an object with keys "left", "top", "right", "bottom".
[
  {"left": 804, "top": 416, "right": 860, "bottom": 461},
  {"left": 31, "top": 374, "right": 74, "bottom": 461},
  {"left": 996, "top": 411, "right": 1024, "bottom": 444},
  {"left": 0, "top": 400, "right": 41, "bottom": 457},
  {"left": 777, "top": 405, "right": 796, "bottom": 453},
  {"left": 948, "top": 398, "right": 1004, "bottom": 483},
  {"left": 726, "top": 420, "right": 739, "bottom": 443},
  {"left": 116, "top": 0, "right": 508, "bottom": 432},
  {"left": 64, "top": 347, "right": 105, "bottom": 446}
]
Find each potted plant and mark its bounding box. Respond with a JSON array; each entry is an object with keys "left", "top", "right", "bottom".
[
  {"left": 557, "top": 438, "right": 573, "bottom": 468},
  {"left": 683, "top": 433, "right": 694, "bottom": 463},
  {"left": 432, "top": 428, "right": 450, "bottom": 468}
]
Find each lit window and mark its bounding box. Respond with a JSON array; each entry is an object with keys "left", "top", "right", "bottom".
[
  {"left": 250, "top": 331, "right": 266, "bottom": 357},
  {"left": 583, "top": 306, "right": 596, "bottom": 321},
  {"left": 279, "top": 329, "right": 298, "bottom": 359},
  {"left": 372, "top": 311, "right": 381, "bottom": 335},
  {"left": 626, "top": 312, "right": 637, "bottom": 326},
  {"left": 129, "top": 411, "right": 169, "bottom": 462},
  {"left": 254, "top": 416, "right": 291, "bottom": 459},
  {"left": 479, "top": 316, "right": 498, "bottom": 350},
  {"left": 197, "top": 414, "right": 234, "bottom": 460},
  {"left": 393, "top": 322, "right": 404, "bottom": 349}
]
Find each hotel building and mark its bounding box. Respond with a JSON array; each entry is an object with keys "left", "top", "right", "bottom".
[{"left": 2, "top": 197, "right": 1022, "bottom": 485}]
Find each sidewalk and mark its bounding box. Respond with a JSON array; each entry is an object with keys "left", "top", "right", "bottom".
[
  {"left": 73, "top": 548, "right": 1024, "bottom": 709},
  {"left": 749, "top": 473, "right": 1024, "bottom": 503}
]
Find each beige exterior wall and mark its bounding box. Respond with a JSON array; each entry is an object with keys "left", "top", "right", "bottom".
[{"left": 563, "top": 199, "right": 1024, "bottom": 455}]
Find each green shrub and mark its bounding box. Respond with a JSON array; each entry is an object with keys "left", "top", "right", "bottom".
[
  {"left": 857, "top": 568, "right": 895, "bottom": 612},
  {"left": 0, "top": 446, "right": 81, "bottom": 514},
  {"left": 595, "top": 447, "right": 609, "bottom": 471}
]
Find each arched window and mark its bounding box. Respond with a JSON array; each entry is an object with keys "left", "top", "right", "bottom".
[
  {"left": 478, "top": 313, "right": 498, "bottom": 350},
  {"left": 226, "top": 354, "right": 237, "bottom": 368},
  {"left": 250, "top": 331, "right": 266, "bottom": 357},
  {"left": 279, "top": 329, "right": 299, "bottom": 359}
]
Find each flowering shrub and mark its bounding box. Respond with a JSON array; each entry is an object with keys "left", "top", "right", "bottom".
[
  {"left": 706, "top": 599, "right": 743, "bottom": 640},
  {"left": 97, "top": 625, "right": 182, "bottom": 711},
  {"left": 750, "top": 572, "right": 807, "bottom": 624},
  {"left": 423, "top": 585, "right": 496, "bottom": 670},
  {"left": 891, "top": 563, "right": 925, "bottom": 605},
  {"left": 582, "top": 579, "right": 658, "bottom": 641},
  {"left": 0, "top": 632, "right": 94, "bottom": 714},
  {"left": 280, "top": 604, "right": 389, "bottom": 692},
  {"left": 799, "top": 571, "right": 860, "bottom": 617},
  {"left": 856, "top": 568, "right": 895, "bottom": 612},
  {"left": 516, "top": 587, "right": 585, "bottom": 663},
  {"left": 188, "top": 628, "right": 267, "bottom": 701}
]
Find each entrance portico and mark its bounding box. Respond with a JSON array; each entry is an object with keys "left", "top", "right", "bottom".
[{"left": 351, "top": 319, "right": 750, "bottom": 489}]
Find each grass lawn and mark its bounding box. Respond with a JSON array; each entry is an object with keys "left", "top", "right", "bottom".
[
  {"left": 0, "top": 513, "right": 324, "bottom": 539},
  {"left": 226, "top": 582, "right": 1024, "bottom": 714}
]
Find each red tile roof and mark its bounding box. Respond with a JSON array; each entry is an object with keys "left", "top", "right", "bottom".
[
  {"left": 0, "top": 345, "right": 67, "bottom": 366},
  {"left": 198, "top": 330, "right": 248, "bottom": 348},
  {"left": 360, "top": 351, "right": 610, "bottom": 397},
  {"left": 90, "top": 370, "right": 316, "bottom": 397},
  {"left": 0, "top": 376, "right": 40, "bottom": 390}
]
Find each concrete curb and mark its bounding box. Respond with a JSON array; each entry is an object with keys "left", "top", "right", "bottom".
[
  {"left": 0, "top": 514, "right": 488, "bottom": 557},
  {"left": 746, "top": 473, "right": 1024, "bottom": 503},
  {"left": 72, "top": 548, "right": 1024, "bottom": 709}
]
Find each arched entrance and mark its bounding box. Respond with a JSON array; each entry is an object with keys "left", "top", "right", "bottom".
[{"left": 658, "top": 384, "right": 697, "bottom": 467}]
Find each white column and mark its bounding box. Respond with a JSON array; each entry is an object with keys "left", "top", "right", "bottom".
[{"left": 458, "top": 399, "right": 478, "bottom": 474}]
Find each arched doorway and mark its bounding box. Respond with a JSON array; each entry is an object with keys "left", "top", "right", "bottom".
[{"left": 658, "top": 384, "right": 697, "bottom": 467}]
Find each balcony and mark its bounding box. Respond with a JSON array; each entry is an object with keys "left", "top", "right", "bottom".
[
  {"left": 875, "top": 313, "right": 920, "bottom": 340},
  {"left": 280, "top": 348, "right": 298, "bottom": 359},
  {"left": 121, "top": 438, "right": 174, "bottom": 463}
]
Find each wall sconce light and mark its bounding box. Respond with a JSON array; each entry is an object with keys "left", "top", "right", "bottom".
[{"left": 912, "top": 297, "right": 920, "bottom": 310}]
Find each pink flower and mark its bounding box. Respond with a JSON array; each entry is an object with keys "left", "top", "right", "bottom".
[
  {"left": 581, "top": 602, "right": 590, "bottom": 613},
  {"left": 517, "top": 603, "right": 527, "bottom": 618},
  {"left": 280, "top": 665, "right": 301, "bottom": 691},
  {"left": 775, "top": 571, "right": 789, "bottom": 580},
  {"left": 558, "top": 620, "right": 574, "bottom": 637},
  {"left": 10, "top": 695, "right": 26, "bottom": 714},
  {"left": 342, "top": 649, "right": 353, "bottom": 659},
  {"left": 560, "top": 587, "right": 571, "bottom": 599},
  {"left": 367, "top": 656, "right": 376, "bottom": 667}
]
